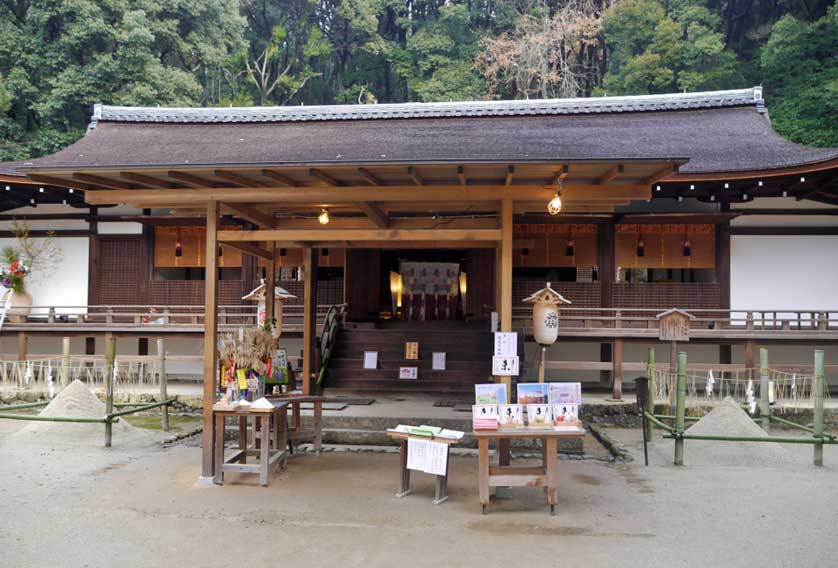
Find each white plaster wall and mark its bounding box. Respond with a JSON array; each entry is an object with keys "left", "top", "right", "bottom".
[
  {"left": 731, "top": 235, "right": 838, "bottom": 312},
  {"left": 0, "top": 236, "right": 89, "bottom": 314}
]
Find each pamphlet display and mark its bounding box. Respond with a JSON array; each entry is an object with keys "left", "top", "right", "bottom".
[
  {"left": 548, "top": 382, "right": 582, "bottom": 405},
  {"left": 474, "top": 383, "right": 507, "bottom": 405},
  {"left": 526, "top": 404, "right": 552, "bottom": 427},
  {"left": 517, "top": 383, "right": 549, "bottom": 405},
  {"left": 499, "top": 404, "right": 524, "bottom": 427},
  {"left": 472, "top": 404, "right": 499, "bottom": 430}
]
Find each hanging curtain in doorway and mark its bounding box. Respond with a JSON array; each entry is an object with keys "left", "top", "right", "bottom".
[{"left": 398, "top": 262, "right": 460, "bottom": 321}]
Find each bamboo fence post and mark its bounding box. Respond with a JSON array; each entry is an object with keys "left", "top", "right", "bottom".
[
  {"left": 759, "top": 347, "right": 770, "bottom": 432},
  {"left": 104, "top": 336, "right": 116, "bottom": 447},
  {"left": 157, "top": 337, "right": 169, "bottom": 431},
  {"left": 60, "top": 337, "right": 70, "bottom": 388},
  {"left": 813, "top": 350, "right": 825, "bottom": 467},
  {"left": 674, "top": 351, "right": 686, "bottom": 466},
  {"left": 645, "top": 348, "right": 655, "bottom": 441}
]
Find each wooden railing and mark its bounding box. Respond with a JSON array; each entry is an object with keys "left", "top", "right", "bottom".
[
  {"left": 0, "top": 304, "right": 337, "bottom": 334},
  {"left": 505, "top": 306, "right": 838, "bottom": 338}
]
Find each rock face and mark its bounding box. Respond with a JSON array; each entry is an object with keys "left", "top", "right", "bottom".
[
  {"left": 8, "top": 380, "right": 146, "bottom": 447},
  {"left": 684, "top": 397, "right": 796, "bottom": 467}
]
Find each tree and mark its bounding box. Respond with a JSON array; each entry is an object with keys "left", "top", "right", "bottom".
[
  {"left": 759, "top": 5, "right": 838, "bottom": 147},
  {"left": 477, "top": 0, "right": 604, "bottom": 99},
  {"left": 601, "top": 0, "right": 743, "bottom": 95}
]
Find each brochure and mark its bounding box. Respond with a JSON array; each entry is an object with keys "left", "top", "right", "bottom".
[
  {"left": 498, "top": 404, "right": 524, "bottom": 427},
  {"left": 548, "top": 382, "right": 582, "bottom": 405},
  {"left": 517, "top": 383, "right": 549, "bottom": 405},
  {"left": 553, "top": 403, "right": 579, "bottom": 424},
  {"left": 526, "top": 404, "right": 552, "bottom": 427},
  {"left": 474, "top": 383, "right": 508, "bottom": 405}
]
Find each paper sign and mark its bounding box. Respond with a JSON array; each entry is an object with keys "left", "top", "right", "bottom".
[
  {"left": 363, "top": 351, "right": 378, "bottom": 370},
  {"left": 494, "top": 332, "right": 517, "bottom": 357},
  {"left": 407, "top": 437, "right": 428, "bottom": 471},
  {"left": 548, "top": 382, "right": 582, "bottom": 405},
  {"left": 404, "top": 342, "right": 419, "bottom": 360},
  {"left": 475, "top": 383, "right": 507, "bottom": 405},
  {"left": 432, "top": 352, "right": 446, "bottom": 371},
  {"left": 424, "top": 441, "right": 449, "bottom": 476},
  {"left": 492, "top": 355, "right": 519, "bottom": 376},
  {"left": 399, "top": 366, "right": 418, "bottom": 380}
]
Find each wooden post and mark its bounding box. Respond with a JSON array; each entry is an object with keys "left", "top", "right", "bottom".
[
  {"left": 302, "top": 246, "right": 318, "bottom": 395},
  {"left": 104, "top": 335, "right": 116, "bottom": 448},
  {"left": 497, "top": 198, "right": 514, "bottom": 466},
  {"left": 266, "top": 242, "right": 277, "bottom": 328},
  {"left": 674, "top": 351, "right": 686, "bottom": 466},
  {"left": 744, "top": 339, "right": 755, "bottom": 370},
  {"left": 645, "top": 348, "right": 655, "bottom": 441},
  {"left": 598, "top": 221, "right": 615, "bottom": 387},
  {"left": 157, "top": 337, "right": 169, "bottom": 432},
  {"left": 612, "top": 338, "right": 623, "bottom": 400},
  {"left": 813, "top": 349, "right": 825, "bottom": 467},
  {"left": 537, "top": 346, "right": 546, "bottom": 383},
  {"left": 201, "top": 201, "right": 219, "bottom": 479},
  {"left": 17, "top": 332, "right": 26, "bottom": 362},
  {"left": 759, "top": 347, "right": 770, "bottom": 432},
  {"left": 669, "top": 340, "right": 677, "bottom": 374},
  {"left": 60, "top": 337, "right": 70, "bottom": 387}
]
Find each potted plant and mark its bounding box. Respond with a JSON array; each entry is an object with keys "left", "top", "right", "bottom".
[{"left": 1, "top": 221, "right": 61, "bottom": 322}]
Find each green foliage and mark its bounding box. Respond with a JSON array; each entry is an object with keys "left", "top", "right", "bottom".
[
  {"left": 760, "top": 6, "right": 838, "bottom": 147},
  {"left": 601, "top": 0, "right": 743, "bottom": 95},
  {"left": 0, "top": 0, "right": 834, "bottom": 160}
]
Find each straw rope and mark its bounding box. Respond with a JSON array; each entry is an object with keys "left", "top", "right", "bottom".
[{"left": 0, "top": 356, "right": 161, "bottom": 396}]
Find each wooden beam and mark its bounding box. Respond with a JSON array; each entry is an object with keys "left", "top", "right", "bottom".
[
  {"left": 302, "top": 246, "right": 318, "bottom": 395},
  {"left": 552, "top": 165, "right": 570, "bottom": 187},
  {"left": 201, "top": 200, "right": 219, "bottom": 478},
  {"left": 357, "top": 168, "right": 382, "bottom": 186},
  {"left": 596, "top": 164, "right": 624, "bottom": 185},
  {"left": 504, "top": 166, "right": 515, "bottom": 187},
  {"left": 500, "top": 198, "right": 513, "bottom": 331},
  {"left": 642, "top": 164, "right": 677, "bottom": 186},
  {"left": 355, "top": 202, "right": 389, "bottom": 228},
  {"left": 85, "top": 184, "right": 648, "bottom": 206},
  {"left": 73, "top": 173, "right": 134, "bottom": 190},
  {"left": 218, "top": 228, "right": 502, "bottom": 242},
  {"left": 223, "top": 203, "right": 276, "bottom": 228},
  {"left": 214, "top": 170, "right": 271, "bottom": 188},
  {"left": 260, "top": 169, "right": 301, "bottom": 187},
  {"left": 309, "top": 168, "right": 340, "bottom": 186},
  {"left": 26, "top": 174, "right": 95, "bottom": 192},
  {"left": 408, "top": 166, "right": 425, "bottom": 186},
  {"left": 119, "top": 172, "right": 177, "bottom": 189},
  {"left": 168, "top": 171, "right": 225, "bottom": 188},
  {"left": 222, "top": 241, "right": 274, "bottom": 260},
  {"left": 796, "top": 173, "right": 838, "bottom": 202},
  {"left": 457, "top": 166, "right": 466, "bottom": 187}
]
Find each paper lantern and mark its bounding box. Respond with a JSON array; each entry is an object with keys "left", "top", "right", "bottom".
[{"left": 522, "top": 282, "right": 571, "bottom": 345}]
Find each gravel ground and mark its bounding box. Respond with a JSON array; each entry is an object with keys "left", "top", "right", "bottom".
[{"left": 1, "top": 420, "right": 836, "bottom": 567}]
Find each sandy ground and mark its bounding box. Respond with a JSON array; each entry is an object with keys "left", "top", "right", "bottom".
[{"left": 1, "top": 419, "right": 837, "bottom": 568}]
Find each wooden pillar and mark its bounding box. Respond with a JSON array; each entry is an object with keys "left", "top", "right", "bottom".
[
  {"left": 265, "top": 242, "right": 277, "bottom": 327},
  {"left": 494, "top": 245, "right": 502, "bottom": 323},
  {"left": 201, "top": 201, "right": 219, "bottom": 479},
  {"left": 612, "top": 338, "right": 623, "bottom": 400},
  {"left": 16, "top": 332, "right": 26, "bottom": 361},
  {"left": 715, "top": 221, "right": 731, "bottom": 310},
  {"left": 302, "top": 246, "right": 319, "bottom": 395},
  {"left": 744, "top": 339, "right": 756, "bottom": 370},
  {"left": 500, "top": 198, "right": 513, "bottom": 331},
  {"left": 598, "top": 221, "right": 615, "bottom": 386}
]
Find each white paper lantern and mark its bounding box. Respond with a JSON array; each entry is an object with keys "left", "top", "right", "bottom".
[{"left": 522, "top": 282, "right": 572, "bottom": 346}]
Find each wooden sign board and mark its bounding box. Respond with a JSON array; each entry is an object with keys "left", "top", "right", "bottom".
[
  {"left": 404, "top": 342, "right": 419, "bottom": 360},
  {"left": 657, "top": 309, "right": 692, "bottom": 341}
]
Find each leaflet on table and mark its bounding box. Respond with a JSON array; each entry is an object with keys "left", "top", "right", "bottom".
[
  {"left": 437, "top": 429, "right": 465, "bottom": 440},
  {"left": 526, "top": 404, "right": 553, "bottom": 427},
  {"left": 407, "top": 438, "right": 449, "bottom": 475},
  {"left": 553, "top": 403, "right": 579, "bottom": 423},
  {"left": 499, "top": 404, "right": 524, "bottom": 427},
  {"left": 548, "top": 382, "right": 582, "bottom": 405},
  {"left": 474, "top": 383, "right": 507, "bottom": 405},
  {"left": 386, "top": 424, "right": 464, "bottom": 440},
  {"left": 553, "top": 425, "right": 585, "bottom": 433}
]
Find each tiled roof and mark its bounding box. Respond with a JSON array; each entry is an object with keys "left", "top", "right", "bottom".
[{"left": 91, "top": 87, "right": 765, "bottom": 126}]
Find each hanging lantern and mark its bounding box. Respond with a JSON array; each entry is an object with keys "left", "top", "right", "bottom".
[
  {"left": 682, "top": 228, "right": 692, "bottom": 257},
  {"left": 565, "top": 233, "right": 575, "bottom": 257},
  {"left": 547, "top": 190, "right": 562, "bottom": 215},
  {"left": 522, "top": 282, "right": 572, "bottom": 346},
  {"left": 174, "top": 228, "right": 183, "bottom": 258},
  {"left": 318, "top": 208, "right": 330, "bottom": 225}
]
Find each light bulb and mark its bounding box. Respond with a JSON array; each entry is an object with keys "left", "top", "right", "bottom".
[
  {"left": 318, "top": 208, "right": 330, "bottom": 224},
  {"left": 547, "top": 192, "right": 562, "bottom": 215}
]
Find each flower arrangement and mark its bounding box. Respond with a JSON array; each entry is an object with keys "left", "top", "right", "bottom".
[{"left": 1, "top": 248, "right": 31, "bottom": 293}]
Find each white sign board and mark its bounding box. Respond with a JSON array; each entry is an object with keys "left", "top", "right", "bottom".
[
  {"left": 493, "top": 332, "right": 517, "bottom": 357},
  {"left": 492, "top": 355, "right": 519, "bottom": 376}
]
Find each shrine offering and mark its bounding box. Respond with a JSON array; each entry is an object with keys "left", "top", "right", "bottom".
[
  {"left": 499, "top": 404, "right": 524, "bottom": 427},
  {"left": 217, "top": 325, "right": 279, "bottom": 401},
  {"left": 472, "top": 404, "right": 499, "bottom": 430},
  {"left": 526, "top": 404, "right": 553, "bottom": 427}
]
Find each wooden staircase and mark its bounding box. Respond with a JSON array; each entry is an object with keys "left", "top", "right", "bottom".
[{"left": 324, "top": 321, "right": 493, "bottom": 396}]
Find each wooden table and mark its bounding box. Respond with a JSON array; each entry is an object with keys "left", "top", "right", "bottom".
[
  {"left": 267, "top": 394, "right": 323, "bottom": 455},
  {"left": 387, "top": 432, "right": 459, "bottom": 505},
  {"left": 474, "top": 426, "right": 586, "bottom": 515},
  {"left": 213, "top": 402, "right": 289, "bottom": 487}
]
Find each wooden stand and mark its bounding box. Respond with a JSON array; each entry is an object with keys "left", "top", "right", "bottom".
[
  {"left": 213, "top": 403, "right": 289, "bottom": 487},
  {"left": 474, "top": 426, "right": 585, "bottom": 515},
  {"left": 268, "top": 394, "right": 323, "bottom": 455},
  {"left": 387, "top": 432, "right": 459, "bottom": 505}
]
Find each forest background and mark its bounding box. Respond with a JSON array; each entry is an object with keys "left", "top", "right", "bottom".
[{"left": 1, "top": 0, "right": 835, "bottom": 162}]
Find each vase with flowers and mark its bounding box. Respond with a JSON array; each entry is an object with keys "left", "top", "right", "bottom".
[{"left": 1, "top": 248, "right": 33, "bottom": 322}]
